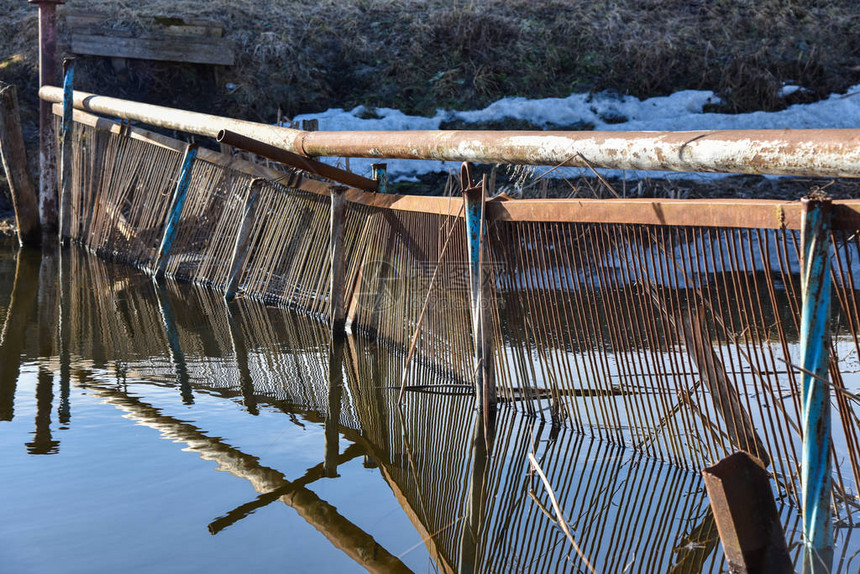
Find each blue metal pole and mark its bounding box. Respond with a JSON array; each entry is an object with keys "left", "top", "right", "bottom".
[
  {"left": 371, "top": 163, "right": 387, "bottom": 194},
  {"left": 799, "top": 196, "right": 833, "bottom": 568},
  {"left": 58, "top": 57, "right": 74, "bottom": 243},
  {"left": 153, "top": 144, "right": 197, "bottom": 279},
  {"left": 461, "top": 164, "right": 496, "bottom": 422}
]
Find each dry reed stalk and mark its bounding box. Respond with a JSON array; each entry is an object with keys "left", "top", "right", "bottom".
[{"left": 528, "top": 452, "right": 596, "bottom": 573}]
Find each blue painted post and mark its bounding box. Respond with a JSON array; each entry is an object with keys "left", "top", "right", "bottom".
[
  {"left": 799, "top": 196, "right": 833, "bottom": 570},
  {"left": 371, "top": 163, "right": 387, "bottom": 194},
  {"left": 461, "top": 163, "right": 496, "bottom": 421},
  {"left": 58, "top": 57, "right": 74, "bottom": 244},
  {"left": 152, "top": 144, "right": 198, "bottom": 279}
]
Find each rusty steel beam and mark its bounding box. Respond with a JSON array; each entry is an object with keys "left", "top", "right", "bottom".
[
  {"left": 702, "top": 452, "right": 792, "bottom": 573},
  {"left": 217, "top": 129, "right": 378, "bottom": 191},
  {"left": 40, "top": 87, "right": 860, "bottom": 178}
]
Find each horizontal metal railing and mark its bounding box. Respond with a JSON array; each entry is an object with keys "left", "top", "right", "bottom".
[{"left": 41, "top": 86, "right": 860, "bottom": 177}]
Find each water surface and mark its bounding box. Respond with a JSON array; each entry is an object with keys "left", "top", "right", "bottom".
[{"left": 0, "top": 240, "right": 857, "bottom": 573}]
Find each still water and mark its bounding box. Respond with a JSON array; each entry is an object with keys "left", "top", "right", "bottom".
[{"left": 0, "top": 239, "right": 856, "bottom": 573}]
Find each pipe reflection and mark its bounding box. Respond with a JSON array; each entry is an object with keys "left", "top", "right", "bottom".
[{"left": 5, "top": 244, "right": 857, "bottom": 573}]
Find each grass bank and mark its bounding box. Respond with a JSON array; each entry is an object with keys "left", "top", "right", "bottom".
[{"left": 0, "top": 0, "right": 858, "bottom": 208}]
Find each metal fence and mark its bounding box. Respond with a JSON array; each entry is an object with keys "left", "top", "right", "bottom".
[{"left": 53, "top": 97, "right": 860, "bottom": 529}]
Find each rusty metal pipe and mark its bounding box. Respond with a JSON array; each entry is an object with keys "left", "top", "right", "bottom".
[
  {"left": 40, "top": 86, "right": 860, "bottom": 177},
  {"left": 39, "top": 86, "right": 305, "bottom": 150}
]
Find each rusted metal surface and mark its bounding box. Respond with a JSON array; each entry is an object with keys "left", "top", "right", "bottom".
[
  {"left": 297, "top": 129, "right": 860, "bottom": 178},
  {"left": 343, "top": 188, "right": 462, "bottom": 216},
  {"left": 702, "top": 451, "right": 792, "bottom": 573},
  {"left": 490, "top": 197, "right": 860, "bottom": 230},
  {"left": 32, "top": 1, "right": 64, "bottom": 232},
  {"left": 58, "top": 103, "right": 860, "bottom": 231},
  {"left": 41, "top": 87, "right": 860, "bottom": 178},
  {"left": 217, "top": 129, "right": 378, "bottom": 192}
]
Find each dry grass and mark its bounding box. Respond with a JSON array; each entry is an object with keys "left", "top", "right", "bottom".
[
  {"left": 0, "top": 0, "right": 858, "bottom": 211},
  {"left": 1, "top": 0, "right": 857, "bottom": 119}
]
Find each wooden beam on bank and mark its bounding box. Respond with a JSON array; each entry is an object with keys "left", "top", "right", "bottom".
[{"left": 0, "top": 83, "right": 41, "bottom": 244}]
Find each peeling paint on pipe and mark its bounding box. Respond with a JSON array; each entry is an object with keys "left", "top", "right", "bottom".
[{"left": 40, "top": 86, "right": 860, "bottom": 177}]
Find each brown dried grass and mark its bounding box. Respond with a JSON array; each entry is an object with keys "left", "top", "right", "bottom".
[{"left": 0, "top": 0, "right": 858, "bottom": 210}]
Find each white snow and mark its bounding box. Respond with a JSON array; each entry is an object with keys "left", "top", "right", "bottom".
[{"left": 290, "top": 85, "right": 860, "bottom": 182}]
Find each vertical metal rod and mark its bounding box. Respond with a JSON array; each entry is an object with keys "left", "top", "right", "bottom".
[
  {"left": 799, "top": 196, "right": 833, "bottom": 569},
  {"left": 224, "top": 179, "right": 263, "bottom": 302},
  {"left": 152, "top": 144, "right": 198, "bottom": 279},
  {"left": 58, "top": 57, "right": 74, "bottom": 244},
  {"left": 0, "top": 83, "right": 41, "bottom": 244},
  {"left": 329, "top": 186, "right": 347, "bottom": 335},
  {"left": 30, "top": 0, "right": 64, "bottom": 232},
  {"left": 462, "top": 164, "right": 496, "bottom": 421},
  {"left": 371, "top": 163, "right": 388, "bottom": 194}
]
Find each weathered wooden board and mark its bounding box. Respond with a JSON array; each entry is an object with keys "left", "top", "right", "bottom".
[
  {"left": 71, "top": 33, "right": 234, "bottom": 66},
  {"left": 66, "top": 10, "right": 232, "bottom": 66},
  {"left": 66, "top": 11, "right": 224, "bottom": 37}
]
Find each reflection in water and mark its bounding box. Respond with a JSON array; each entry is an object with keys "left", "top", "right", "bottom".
[
  {"left": 0, "top": 248, "right": 40, "bottom": 421},
  {"left": 1, "top": 242, "right": 858, "bottom": 572}
]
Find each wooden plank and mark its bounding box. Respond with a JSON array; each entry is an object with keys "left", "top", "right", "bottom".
[
  {"left": 66, "top": 11, "right": 223, "bottom": 37},
  {"left": 0, "top": 83, "right": 41, "bottom": 244},
  {"left": 71, "top": 33, "right": 234, "bottom": 66}
]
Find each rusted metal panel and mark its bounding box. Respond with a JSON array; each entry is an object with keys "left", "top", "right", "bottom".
[
  {"left": 491, "top": 198, "right": 860, "bottom": 230},
  {"left": 702, "top": 451, "right": 792, "bottom": 573},
  {"left": 343, "top": 188, "right": 462, "bottom": 216},
  {"left": 40, "top": 87, "right": 860, "bottom": 178}
]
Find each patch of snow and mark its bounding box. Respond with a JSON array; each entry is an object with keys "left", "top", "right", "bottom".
[
  {"left": 290, "top": 85, "right": 860, "bottom": 181},
  {"left": 778, "top": 84, "right": 803, "bottom": 98}
]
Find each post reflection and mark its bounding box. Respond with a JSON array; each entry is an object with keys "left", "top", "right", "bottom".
[
  {"left": 3, "top": 243, "right": 857, "bottom": 573},
  {"left": 0, "top": 247, "right": 41, "bottom": 421}
]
